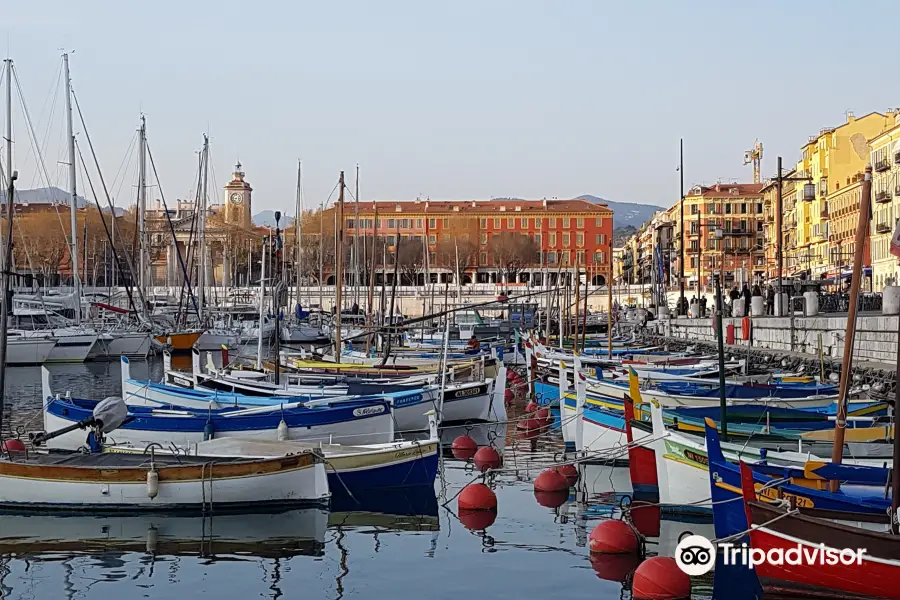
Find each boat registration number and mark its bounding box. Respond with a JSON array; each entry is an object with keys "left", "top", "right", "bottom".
[
  {"left": 353, "top": 405, "right": 386, "bottom": 417},
  {"left": 756, "top": 485, "right": 814, "bottom": 508}
]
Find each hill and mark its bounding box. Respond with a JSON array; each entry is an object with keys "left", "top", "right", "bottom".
[
  {"left": 14, "top": 186, "right": 87, "bottom": 208},
  {"left": 252, "top": 210, "right": 294, "bottom": 228},
  {"left": 576, "top": 195, "right": 663, "bottom": 228}
]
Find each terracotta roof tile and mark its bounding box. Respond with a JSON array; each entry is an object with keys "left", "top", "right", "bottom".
[{"left": 337, "top": 198, "right": 612, "bottom": 215}]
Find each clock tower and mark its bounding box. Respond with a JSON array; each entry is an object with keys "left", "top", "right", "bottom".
[{"left": 223, "top": 162, "right": 252, "bottom": 228}]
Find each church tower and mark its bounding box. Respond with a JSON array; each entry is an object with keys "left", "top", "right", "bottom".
[{"left": 223, "top": 162, "right": 252, "bottom": 228}]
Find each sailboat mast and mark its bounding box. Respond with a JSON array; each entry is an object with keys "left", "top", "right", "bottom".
[
  {"left": 198, "top": 134, "right": 209, "bottom": 321},
  {"left": 294, "top": 160, "right": 302, "bottom": 310},
  {"left": 334, "top": 171, "right": 345, "bottom": 363},
  {"left": 257, "top": 237, "right": 266, "bottom": 370},
  {"left": 365, "top": 202, "right": 378, "bottom": 354},
  {"left": 2, "top": 58, "right": 11, "bottom": 264},
  {"left": 63, "top": 53, "right": 81, "bottom": 326},
  {"left": 137, "top": 116, "right": 147, "bottom": 305},
  {"left": 354, "top": 164, "right": 360, "bottom": 307}
]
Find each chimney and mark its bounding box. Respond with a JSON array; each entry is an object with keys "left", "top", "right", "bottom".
[
  {"left": 542, "top": 199, "right": 547, "bottom": 208},
  {"left": 847, "top": 110, "right": 855, "bottom": 122},
  {"left": 471, "top": 201, "right": 477, "bottom": 208}
]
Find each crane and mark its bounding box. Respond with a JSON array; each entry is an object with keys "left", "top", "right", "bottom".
[{"left": 743, "top": 139, "right": 763, "bottom": 184}]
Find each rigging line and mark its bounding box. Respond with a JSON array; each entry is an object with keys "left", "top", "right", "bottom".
[
  {"left": 108, "top": 130, "right": 139, "bottom": 200},
  {"left": 71, "top": 89, "right": 147, "bottom": 311},
  {"left": 175, "top": 148, "right": 204, "bottom": 327},
  {"left": 10, "top": 63, "right": 75, "bottom": 260},
  {"left": 33, "top": 61, "right": 64, "bottom": 187},
  {"left": 75, "top": 140, "right": 141, "bottom": 316},
  {"left": 146, "top": 141, "right": 201, "bottom": 321}
]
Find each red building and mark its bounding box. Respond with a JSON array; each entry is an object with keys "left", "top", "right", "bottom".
[{"left": 322, "top": 198, "right": 613, "bottom": 286}]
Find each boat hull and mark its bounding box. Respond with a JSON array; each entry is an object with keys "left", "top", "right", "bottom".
[
  {"left": 5, "top": 338, "right": 56, "bottom": 365},
  {"left": 0, "top": 453, "right": 329, "bottom": 512},
  {"left": 89, "top": 332, "right": 152, "bottom": 359},
  {"left": 156, "top": 331, "right": 203, "bottom": 352}
]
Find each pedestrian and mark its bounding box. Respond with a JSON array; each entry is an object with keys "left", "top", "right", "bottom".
[
  {"left": 742, "top": 284, "right": 752, "bottom": 310},
  {"left": 699, "top": 296, "right": 707, "bottom": 317},
  {"left": 766, "top": 285, "right": 775, "bottom": 315}
]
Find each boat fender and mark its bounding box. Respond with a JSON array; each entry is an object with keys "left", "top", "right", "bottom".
[
  {"left": 203, "top": 420, "right": 215, "bottom": 441},
  {"left": 147, "top": 469, "right": 159, "bottom": 500},
  {"left": 277, "top": 419, "right": 289, "bottom": 441}
]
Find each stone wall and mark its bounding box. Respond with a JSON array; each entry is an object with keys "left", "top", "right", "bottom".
[{"left": 657, "top": 315, "right": 899, "bottom": 367}]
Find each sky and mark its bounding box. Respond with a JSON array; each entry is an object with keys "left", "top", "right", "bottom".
[{"left": 4, "top": 0, "right": 900, "bottom": 217}]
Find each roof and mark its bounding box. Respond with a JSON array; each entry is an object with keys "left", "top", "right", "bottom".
[
  {"left": 687, "top": 183, "right": 764, "bottom": 198},
  {"left": 330, "top": 198, "right": 613, "bottom": 216}
]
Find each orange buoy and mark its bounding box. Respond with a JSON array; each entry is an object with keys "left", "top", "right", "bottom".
[
  {"left": 588, "top": 520, "right": 639, "bottom": 554},
  {"left": 1, "top": 439, "right": 25, "bottom": 452},
  {"left": 534, "top": 468, "right": 569, "bottom": 493},
  {"left": 590, "top": 552, "right": 641, "bottom": 583},
  {"left": 459, "top": 508, "right": 497, "bottom": 530},
  {"left": 556, "top": 463, "right": 578, "bottom": 486},
  {"left": 631, "top": 556, "right": 691, "bottom": 600},
  {"left": 450, "top": 435, "right": 478, "bottom": 460},
  {"left": 473, "top": 446, "right": 502, "bottom": 472},
  {"left": 458, "top": 483, "right": 497, "bottom": 511},
  {"left": 534, "top": 489, "right": 569, "bottom": 508}
]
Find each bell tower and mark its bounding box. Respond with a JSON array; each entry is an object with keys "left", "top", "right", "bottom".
[{"left": 223, "top": 162, "right": 252, "bottom": 227}]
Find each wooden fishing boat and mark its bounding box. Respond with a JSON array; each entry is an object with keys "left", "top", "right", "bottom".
[
  {"left": 155, "top": 330, "right": 203, "bottom": 352},
  {"left": 738, "top": 461, "right": 900, "bottom": 599},
  {"left": 0, "top": 449, "right": 329, "bottom": 512}
]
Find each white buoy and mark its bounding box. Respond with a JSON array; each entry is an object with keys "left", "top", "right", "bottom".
[
  {"left": 146, "top": 470, "right": 159, "bottom": 499},
  {"left": 277, "top": 419, "right": 289, "bottom": 440},
  {"left": 146, "top": 526, "right": 159, "bottom": 553},
  {"left": 732, "top": 298, "right": 745, "bottom": 317},
  {"left": 689, "top": 301, "right": 700, "bottom": 318},
  {"left": 884, "top": 286, "right": 900, "bottom": 315}
]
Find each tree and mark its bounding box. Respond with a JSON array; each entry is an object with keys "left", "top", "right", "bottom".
[
  {"left": 489, "top": 232, "right": 537, "bottom": 283},
  {"left": 435, "top": 217, "right": 479, "bottom": 284},
  {"left": 395, "top": 237, "right": 424, "bottom": 285}
]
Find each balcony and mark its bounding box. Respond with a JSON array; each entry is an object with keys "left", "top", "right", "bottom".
[
  {"left": 895, "top": 185, "right": 900, "bottom": 198},
  {"left": 875, "top": 158, "right": 891, "bottom": 172},
  {"left": 877, "top": 222, "right": 891, "bottom": 234},
  {"left": 723, "top": 229, "right": 752, "bottom": 235},
  {"left": 820, "top": 205, "right": 829, "bottom": 218},
  {"left": 875, "top": 189, "right": 892, "bottom": 203}
]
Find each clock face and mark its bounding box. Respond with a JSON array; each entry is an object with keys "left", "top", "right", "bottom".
[{"left": 230, "top": 192, "right": 243, "bottom": 205}]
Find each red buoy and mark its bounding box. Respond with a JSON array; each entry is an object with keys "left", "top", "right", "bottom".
[
  {"left": 459, "top": 508, "right": 497, "bottom": 530},
  {"left": 534, "top": 468, "right": 569, "bottom": 493},
  {"left": 631, "top": 556, "right": 691, "bottom": 600},
  {"left": 525, "top": 400, "right": 539, "bottom": 414},
  {"left": 473, "top": 446, "right": 502, "bottom": 472},
  {"left": 534, "top": 489, "right": 569, "bottom": 508},
  {"left": 1, "top": 439, "right": 26, "bottom": 453},
  {"left": 450, "top": 435, "right": 478, "bottom": 460},
  {"left": 458, "top": 483, "right": 497, "bottom": 511},
  {"left": 535, "top": 407, "right": 551, "bottom": 423},
  {"left": 504, "top": 389, "right": 514, "bottom": 405},
  {"left": 590, "top": 552, "right": 641, "bottom": 583},
  {"left": 557, "top": 463, "right": 579, "bottom": 486},
  {"left": 589, "top": 520, "right": 639, "bottom": 554}
]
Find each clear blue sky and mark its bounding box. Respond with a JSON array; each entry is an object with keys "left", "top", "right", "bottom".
[{"left": 5, "top": 0, "right": 900, "bottom": 217}]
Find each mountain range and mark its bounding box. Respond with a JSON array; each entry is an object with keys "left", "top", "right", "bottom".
[
  {"left": 252, "top": 209, "right": 294, "bottom": 228},
  {"left": 14, "top": 186, "right": 87, "bottom": 208}
]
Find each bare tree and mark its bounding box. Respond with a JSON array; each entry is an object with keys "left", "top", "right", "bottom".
[
  {"left": 436, "top": 236, "right": 477, "bottom": 284},
  {"left": 489, "top": 232, "right": 537, "bottom": 284},
  {"left": 396, "top": 236, "right": 424, "bottom": 285}
]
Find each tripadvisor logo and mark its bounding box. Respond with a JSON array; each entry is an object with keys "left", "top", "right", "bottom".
[{"left": 674, "top": 533, "right": 867, "bottom": 576}]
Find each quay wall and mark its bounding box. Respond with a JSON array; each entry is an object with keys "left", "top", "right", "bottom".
[{"left": 656, "top": 315, "right": 898, "bottom": 368}]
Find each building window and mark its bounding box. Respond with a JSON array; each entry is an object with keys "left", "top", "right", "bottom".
[
  {"left": 595, "top": 234, "right": 601, "bottom": 245},
  {"left": 562, "top": 217, "right": 571, "bottom": 228},
  {"left": 508, "top": 217, "right": 515, "bottom": 229},
  {"left": 415, "top": 218, "right": 422, "bottom": 228},
  {"left": 493, "top": 218, "right": 501, "bottom": 229},
  {"left": 428, "top": 218, "right": 436, "bottom": 229},
  {"left": 576, "top": 250, "right": 585, "bottom": 264},
  {"left": 387, "top": 218, "right": 396, "bottom": 229},
  {"left": 576, "top": 232, "right": 584, "bottom": 246},
  {"left": 549, "top": 233, "right": 557, "bottom": 246},
  {"left": 429, "top": 252, "right": 436, "bottom": 264},
  {"left": 549, "top": 217, "right": 556, "bottom": 228},
  {"left": 595, "top": 217, "right": 603, "bottom": 227},
  {"left": 534, "top": 233, "right": 542, "bottom": 246},
  {"left": 594, "top": 251, "right": 605, "bottom": 264},
  {"left": 690, "top": 257, "right": 698, "bottom": 268},
  {"left": 521, "top": 217, "right": 528, "bottom": 228},
  {"left": 562, "top": 232, "right": 570, "bottom": 246},
  {"left": 443, "top": 218, "right": 449, "bottom": 227},
  {"left": 428, "top": 234, "right": 436, "bottom": 245},
  {"left": 547, "top": 251, "right": 557, "bottom": 265},
  {"left": 577, "top": 217, "right": 584, "bottom": 228},
  {"left": 481, "top": 233, "right": 488, "bottom": 245},
  {"left": 561, "top": 251, "right": 570, "bottom": 265},
  {"left": 480, "top": 218, "right": 487, "bottom": 228},
  {"left": 480, "top": 252, "right": 488, "bottom": 265},
  {"left": 535, "top": 219, "right": 541, "bottom": 229}
]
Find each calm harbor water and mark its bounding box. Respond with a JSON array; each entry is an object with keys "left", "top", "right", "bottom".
[{"left": 0, "top": 358, "right": 758, "bottom": 599}]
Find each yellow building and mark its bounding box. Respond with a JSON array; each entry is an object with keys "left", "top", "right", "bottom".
[
  {"left": 795, "top": 110, "right": 898, "bottom": 279},
  {"left": 760, "top": 171, "right": 798, "bottom": 280},
  {"left": 868, "top": 121, "right": 900, "bottom": 290}
]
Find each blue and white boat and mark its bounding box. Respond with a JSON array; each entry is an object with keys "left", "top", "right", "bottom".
[{"left": 41, "top": 369, "right": 395, "bottom": 451}]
